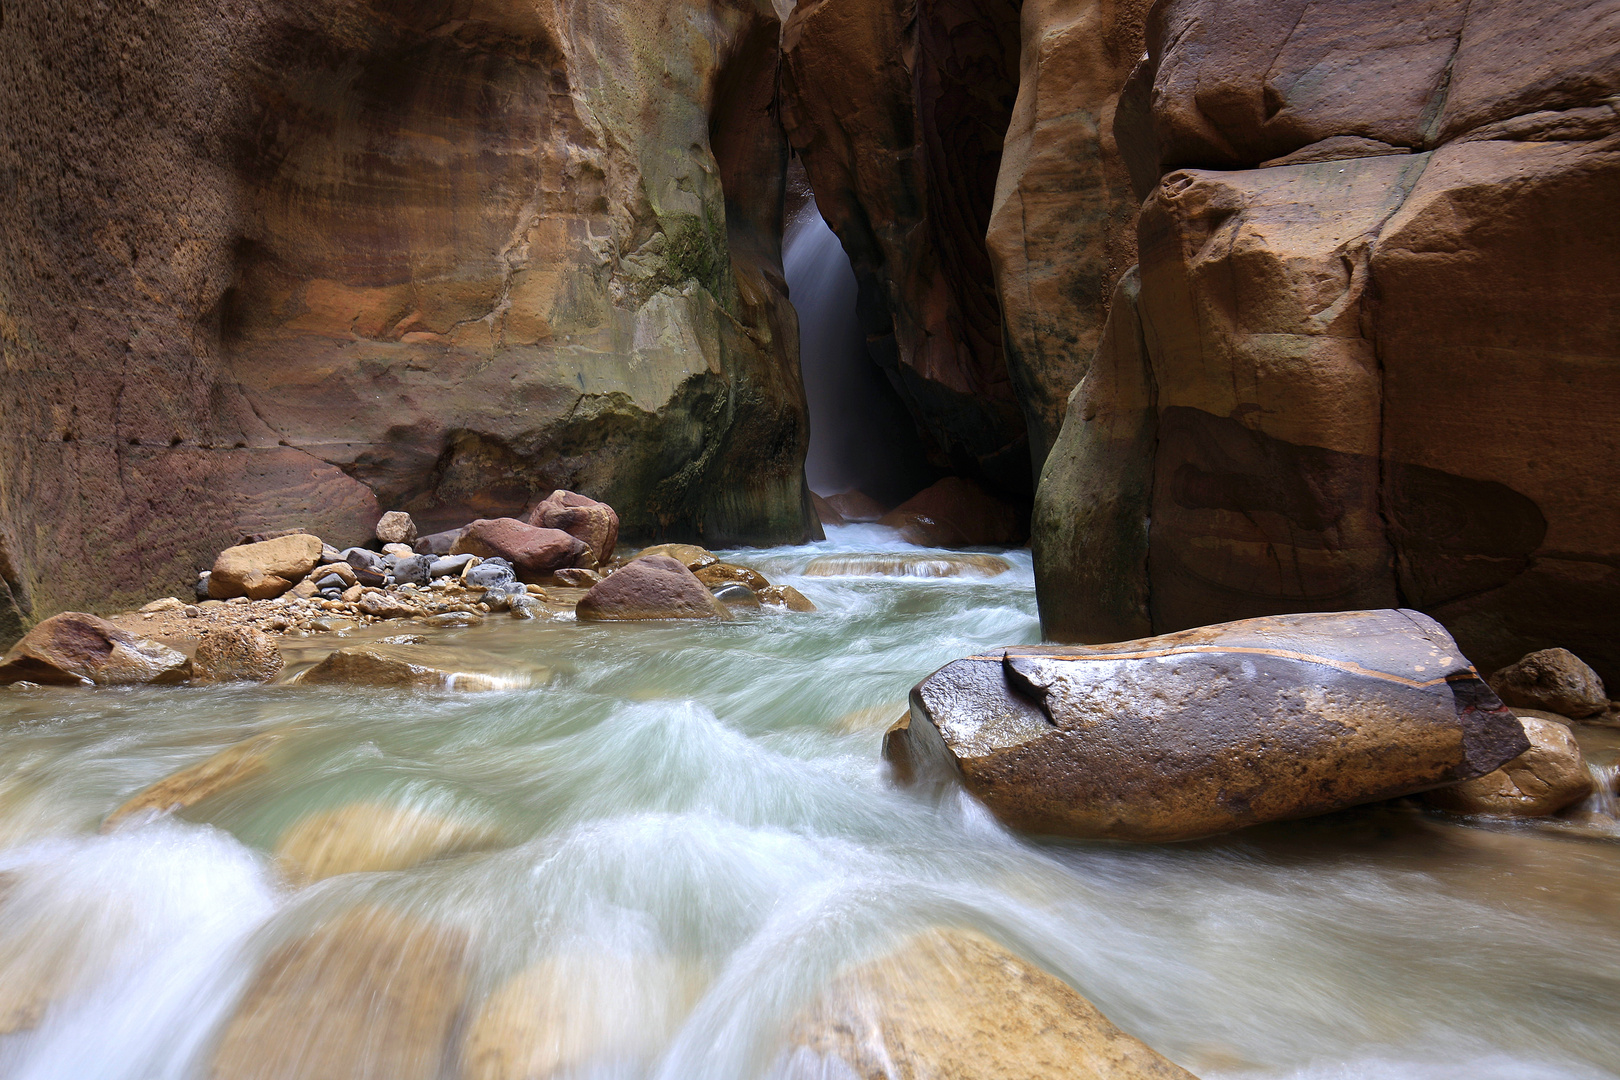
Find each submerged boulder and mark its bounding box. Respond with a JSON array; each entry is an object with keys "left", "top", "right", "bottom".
[
  {"left": 209, "top": 534, "right": 325, "bottom": 600},
  {"left": 453, "top": 519, "right": 591, "bottom": 583},
  {"left": 103, "top": 730, "right": 289, "bottom": 829},
  {"left": 788, "top": 928, "right": 1195, "bottom": 1080},
  {"left": 0, "top": 612, "right": 190, "bottom": 686},
  {"left": 1424, "top": 716, "right": 1594, "bottom": 818},
  {"left": 759, "top": 584, "right": 816, "bottom": 612},
  {"left": 886, "top": 609, "right": 1530, "bottom": 842},
  {"left": 274, "top": 802, "right": 501, "bottom": 885},
  {"left": 694, "top": 563, "right": 770, "bottom": 592},
  {"left": 1489, "top": 649, "right": 1609, "bottom": 720},
  {"left": 210, "top": 906, "right": 468, "bottom": 1080},
  {"left": 575, "top": 555, "right": 732, "bottom": 621},
  {"left": 527, "top": 490, "right": 619, "bottom": 568}
]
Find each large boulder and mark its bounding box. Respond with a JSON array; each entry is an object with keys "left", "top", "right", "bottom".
[
  {"left": 210, "top": 906, "right": 468, "bottom": 1080},
  {"left": 526, "top": 491, "right": 619, "bottom": 568},
  {"left": 191, "top": 627, "right": 285, "bottom": 684},
  {"left": 1425, "top": 716, "right": 1594, "bottom": 818},
  {"left": 1488, "top": 648, "right": 1609, "bottom": 720},
  {"left": 452, "top": 519, "right": 590, "bottom": 583},
  {"left": 885, "top": 609, "right": 1530, "bottom": 842},
  {"left": 575, "top": 555, "right": 733, "bottom": 621},
  {"left": 0, "top": 612, "right": 190, "bottom": 686},
  {"left": 210, "top": 534, "right": 325, "bottom": 600},
  {"left": 1034, "top": 0, "right": 1620, "bottom": 691},
  {"left": 788, "top": 928, "right": 1195, "bottom": 1079},
  {"left": 878, "top": 477, "right": 1023, "bottom": 547},
  {"left": 0, "top": 0, "right": 818, "bottom": 641}
]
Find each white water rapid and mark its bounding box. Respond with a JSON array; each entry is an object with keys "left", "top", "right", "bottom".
[{"left": 0, "top": 529, "right": 1616, "bottom": 1079}]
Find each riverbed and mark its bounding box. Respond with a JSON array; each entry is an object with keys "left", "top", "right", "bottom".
[{"left": 0, "top": 528, "right": 1615, "bottom": 1080}]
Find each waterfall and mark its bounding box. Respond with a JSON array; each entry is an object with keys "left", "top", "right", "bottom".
[{"left": 783, "top": 206, "right": 935, "bottom": 507}]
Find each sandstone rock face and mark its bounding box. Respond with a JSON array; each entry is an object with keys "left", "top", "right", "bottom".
[
  {"left": 878, "top": 477, "right": 1023, "bottom": 547},
  {"left": 780, "top": 0, "right": 1032, "bottom": 496},
  {"left": 0, "top": 0, "right": 817, "bottom": 644},
  {"left": 452, "top": 519, "right": 590, "bottom": 582},
  {"left": 1489, "top": 648, "right": 1610, "bottom": 720},
  {"left": 274, "top": 803, "right": 501, "bottom": 885},
  {"left": 211, "top": 906, "right": 468, "bottom": 1080},
  {"left": 886, "top": 610, "right": 1530, "bottom": 841},
  {"left": 787, "top": 928, "right": 1195, "bottom": 1079},
  {"left": 986, "top": 0, "right": 1150, "bottom": 467},
  {"left": 1036, "top": 0, "right": 1620, "bottom": 687},
  {"left": 103, "top": 730, "right": 288, "bottom": 830},
  {"left": 1424, "top": 716, "right": 1594, "bottom": 818},
  {"left": 527, "top": 491, "right": 619, "bottom": 568},
  {"left": 191, "top": 628, "right": 285, "bottom": 684},
  {"left": 0, "top": 613, "right": 190, "bottom": 687},
  {"left": 209, "top": 535, "right": 325, "bottom": 601},
  {"left": 576, "top": 555, "right": 733, "bottom": 621}
]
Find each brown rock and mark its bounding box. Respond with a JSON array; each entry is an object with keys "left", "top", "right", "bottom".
[
  {"left": 210, "top": 906, "right": 468, "bottom": 1080},
  {"left": 879, "top": 477, "right": 1023, "bottom": 547},
  {"left": 298, "top": 645, "right": 510, "bottom": 691},
  {"left": 102, "top": 730, "right": 288, "bottom": 829},
  {"left": 1424, "top": 716, "right": 1594, "bottom": 818},
  {"left": 414, "top": 529, "right": 466, "bottom": 557},
  {"left": 780, "top": 0, "right": 1032, "bottom": 496},
  {"left": 527, "top": 491, "right": 619, "bottom": 567},
  {"left": 0, "top": 612, "right": 190, "bottom": 686},
  {"left": 375, "top": 511, "right": 417, "bottom": 546},
  {"left": 576, "top": 555, "right": 733, "bottom": 621},
  {"left": 453, "top": 519, "right": 590, "bottom": 583},
  {"left": 810, "top": 491, "right": 846, "bottom": 526},
  {"left": 192, "top": 628, "right": 285, "bottom": 684},
  {"left": 759, "top": 584, "right": 817, "bottom": 612},
  {"left": 887, "top": 609, "right": 1530, "bottom": 842},
  {"left": 313, "top": 561, "right": 358, "bottom": 589},
  {"left": 356, "top": 591, "right": 424, "bottom": 620},
  {"left": 694, "top": 563, "right": 770, "bottom": 592},
  {"left": 631, "top": 544, "right": 719, "bottom": 571},
  {"left": 210, "top": 535, "right": 325, "bottom": 601},
  {"left": 986, "top": 0, "right": 1150, "bottom": 467},
  {"left": 789, "top": 928, "right": 1195, "bottom": 1080},
  {"left": 274, "top": 802, "right": 501, "bottom": 885},
  {"left": 1489, "top": 648, "right": 1609, "bottom": 719},
  {"left": 548, "top": 568, "right": 602, "bottom": 588},
  {"left": 824, "top": 491, "right": 889, "bottom": 523},
  {"left": 803, "top": 553, "right": 1012, "bottom": 578}
]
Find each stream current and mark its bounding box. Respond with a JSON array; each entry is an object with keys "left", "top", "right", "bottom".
[{"left": 0, "top": 528, "right": 1616, "bottom": 1079}]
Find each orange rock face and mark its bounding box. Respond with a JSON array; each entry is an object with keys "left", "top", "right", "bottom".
[
  {"left": 0, "top": 0, "right": 815, "bottom": 642},
  {"left": 1035, "top": 0, "right": 1620, "bottom": 686}
]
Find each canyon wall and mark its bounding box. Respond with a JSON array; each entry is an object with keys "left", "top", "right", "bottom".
[
  {"left": 1034, "top": 0, "right": 1620, "bottom": 684},
  {"left": 0, "top": 0, "right": 816, "bottom": 637}
]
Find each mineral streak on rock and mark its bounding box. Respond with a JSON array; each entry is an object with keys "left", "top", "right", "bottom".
[{"left": 888, "top": 610, "right": 1530, "bottom": 842}]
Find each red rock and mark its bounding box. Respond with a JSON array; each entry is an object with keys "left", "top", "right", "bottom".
[
  {"left": 451, "top": 519, "right": 590, "bottom": 584},
  {"left": 824, "top": 491, "right": 888, "bottom": 523},
  {"left": 526, "top": 491, "right": 619, "bottom": 567},
  {"left": 879, "top": 478, "right": 1022, "bottom": 547},
  {"left": 575, "top": 556, "right": 732, "bottom": 621},
  {"left": 0, "top": 612, "right": 190, "bottom": 686},
  {"left": 810, "top": 492, "right": 846, "bottom": 526}
]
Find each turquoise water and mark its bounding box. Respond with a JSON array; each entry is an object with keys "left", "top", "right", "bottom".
[{"left": 0, "top": 527, "right": 1614, "bottom": 1079}]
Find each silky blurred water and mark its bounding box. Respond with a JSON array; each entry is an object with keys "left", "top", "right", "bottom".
[{"left": 0, "top": 528, "right": 1615, "bottom": 1079}]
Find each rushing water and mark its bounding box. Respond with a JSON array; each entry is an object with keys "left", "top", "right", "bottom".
[{"left": 0, "top": 528, "right": 1616, "bottom": 1079}]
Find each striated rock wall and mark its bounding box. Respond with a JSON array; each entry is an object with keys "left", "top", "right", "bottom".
[
  {"left": 0, "top": 0, "right": 816, "bottom": 638},
  {"left": 1034, "top": 0, "right": 1620, "bottom": 684}
]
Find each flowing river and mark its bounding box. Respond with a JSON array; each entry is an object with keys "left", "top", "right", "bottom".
[{"left": 0, "top": 528, "right": 1615, "bottom": 1080}]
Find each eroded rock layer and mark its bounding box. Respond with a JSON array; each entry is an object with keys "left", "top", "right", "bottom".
[
  {"left": 1035, "top": 0, "right": 1620, "bottom": 685},
  {"left": 0, "top": 0, "right": 816, "bottom": 639}
]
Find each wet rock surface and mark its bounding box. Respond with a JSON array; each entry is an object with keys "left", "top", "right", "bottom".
[
  {"left": 102, "top": 730, "right": 289, "bottom": 829},
  {"left": 190, "top": 627, "right": 285, "bottom": 685},
  {"left": 274, "top": 803, "right": 501, "bottom": 884},
  {"left": 1425, "top": 716, "right": 1595, "bottom": 818},
  {"left": 887, "top": 610, "right": 1531, "bottom": 841},
  {"left": 0, "top": 613, "right": 190, "bottom": 687},
  {"left": 576, "top": 556, "right": 733, "bottom": 622},
  {"left": 789, "top": 928, "right": 1195, "bottom": 1080}
]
